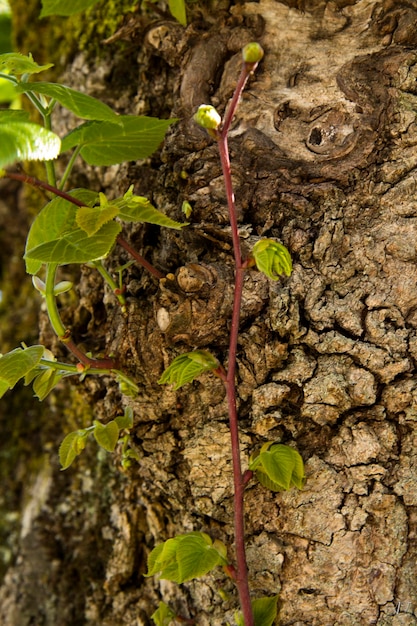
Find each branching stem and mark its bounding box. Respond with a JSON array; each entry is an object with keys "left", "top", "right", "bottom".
[{"left": 5, "top": 171, "right": 163, "bottom": 278}]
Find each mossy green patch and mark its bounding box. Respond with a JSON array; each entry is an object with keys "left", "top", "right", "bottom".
[{"left": 9, "top": 0, "right": 138, "bottom": 73}]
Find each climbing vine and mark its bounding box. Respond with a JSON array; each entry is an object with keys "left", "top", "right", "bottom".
[{"left": 0, "top": 32, "right": 305, "bottom": 625}]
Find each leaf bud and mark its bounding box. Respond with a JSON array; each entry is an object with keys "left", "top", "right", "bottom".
[
  {"left": 32, "top": 275, "right": 46, "bottom": 294},
  {"left": 251, "top": 239, "right": 292, "bottom": 280},
  {"left": 53, "top": 280, "right": 73, "bottom": 296},
  {"left": 193, "top": 104, "right": 222, "bottom": 131},
  {"left": 242, "top": 42, "right": 264, "bottom": 64}
]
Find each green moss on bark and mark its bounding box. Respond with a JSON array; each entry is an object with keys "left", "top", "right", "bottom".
[{"left": 9, "top": 0, "right": 138, "bottom": 71}]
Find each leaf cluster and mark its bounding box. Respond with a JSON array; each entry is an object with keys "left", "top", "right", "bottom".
[
  {"left": 59, "top": 407, "right": 137, "bottom": 469},
  {"left": 249, "top": 442, "right": 305, "bottom": 492},
  {"left": 251, "top": 239, "right": 292, "bottom": 280},
  {"left": 151, "top": 602, "right": 177, "bottom": 626},
  {"left": 146, "top": 532, "right": 228, "bottom": 584},
  {"left": 24, "top": 186, "right": 185, "bottom": 274},
  {"left": 158, "top": 350, "right": 220, "bottom": 389},
  {"left": 0, "top": 343, "right": 139, "bottom": 402},
  {"left": 0, "top": 52, "right": 177, "bottom": 169}
]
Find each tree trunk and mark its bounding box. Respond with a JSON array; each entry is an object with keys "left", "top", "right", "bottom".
[{"left": 1, "top": 0, "right": 417, "bottom": 624}]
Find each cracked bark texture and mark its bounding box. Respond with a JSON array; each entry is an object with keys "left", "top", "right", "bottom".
[{"left": 1, "top": 0, "right": 417, "bottom": 624}]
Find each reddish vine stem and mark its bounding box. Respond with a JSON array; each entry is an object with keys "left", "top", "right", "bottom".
[
  {"left": 62, "top": 337, "right": 115, "bottom": 370},
  {"left": 215, "top": 58, "right": 261, "bottom": 626},
  {"left": 116, "top": 234, "right": 164, "bottom": 279},
  {"left": 6, "top": 170, "right": 87, "bottom": 205}
]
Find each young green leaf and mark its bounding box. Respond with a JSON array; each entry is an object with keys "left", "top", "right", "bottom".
[
  {"left": 168, "top": 0, "right": 186, "bottom": 26},
  {"left": 146, "top": 532, "right": 227, "bottom": 584},
  {"left": 252, "top": 595, "right": 278, "bottom": 626},
  {"left": 24, "top": 190, "right": 120, "bottom": 269},
  {"left": 16, "top": 82, "right": 119, "bottom": 122},
  {"left": 176, "top": 534, "right": 226, "bottom": 582},
  {"left": 60, "top": 116, "right": 177, "bottom": 166},
  {"left": 114, "top": 186, "right": 186, "bottom": 230},
  {"left": 249, "top": 443, "right": 305, "bottom": 492},
  {"left": 93, "top": 420, "right": 119, "bottom": 452},
  {"left": 24, "top": 188, "right": 97, "bottom": 275},
  {"left": 181, "top": 200, "right": 192, "bottom": 219},
  {"left": 30, "top": 368, "right": 65, "bottom": 401},
  {"left": 115, "top": 407, "right": 134, "bottom": 431},
  {"left": 0, "top": 345, "right": 44, "bottom": 398},
  {"left": 146, "top": 539, "right": 179, "bottom": 581},
  {"left": 0, "top": 51, "right": 53, "bottom": 75},
  {"left": 40, "top": 0, "right": 100, "bottom": 17},
  {"left": 114, "top": 371, "right": 140, "bottom": 398},
  {"left": 0, "top": 110, "right": 30, "bottom": 123},
  {"left": 0, "top": 79, "right": 18, "bottom": 104},
  {"left": 0, "top": 120, "right": 61, "bottom": 168},
  {"left": 251, "top": 239, "right": 292, "bottom": 280},
  {"left": 158, "top": 351, "right": 220, "bottom": 390},
  {"left": 76, "top": 193, "right": 120, "bottom": 236},
  {"left": 151, "top": 602, "right": 176, "bottom": 626},
  {"left": 59, "top": 429, "right": 89, "bottom": 470},
  {"left": 236, "top": 595, "right": 278, "bottom": 626},
  {"left": 121, "top": 445, "right": 140, "bottom": 469}
]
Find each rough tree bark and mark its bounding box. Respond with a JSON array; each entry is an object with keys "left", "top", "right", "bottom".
[{"left": 1, "top": 0, "right": 417, "bottom": 624}]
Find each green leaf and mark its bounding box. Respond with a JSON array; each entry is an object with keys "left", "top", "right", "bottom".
[
  {"left": 158, "top": 350, "right": 219, "bottom": 390},
  {"left": 235, "top": 595, "right": 278, "bottom": 626},
  {"left": 76, "top": 193, "right": 120, "bottom": 236},
  {"left": 177, "top": 534, "right": 225, "bottom": 582},
  {"left": 40, "top": 0, "right": 101, "bottom": 17},
  {"left": 24, "top": 189, "right": 121, "bottom": 269},
  {"left": 253, "top": 595, "right": 278, "bottom": 626},
  {"left": 151, "top": 602, "right": 176, "bottom": 626},
  {"left": 24, "top": 189, "right": 98, "bottom": 274},
  {"left": 30, "top": 368, "right": 65, "bottom": 401},
  {"left": 59, "top": 429, "right": 88, "bottom": 470},
  {"left": 234, "top": 614, "right": 245, "bottom": 626},
  {"left": 0, "top": 77, "right": 18, "bottom": 104},
  {"left": 60, "top": 116, "right": 177, "bottom": 166},
  {"left": 16, "top": 82, "right": 119, "bottom": 121},
  {"left": 93, "top": 420, "right": 119, "bottom": 452},
  {"left": 0, "top": 52, "right": 53, "bottom": 75},
  {"left": 0, "top": 121, "right": 61, "bottom": 168},
  {"left": 252, "top": 239, "right": 292, "bottom": 280},
  {"left": 114, "top": 186, "right": 186, "bottom": 230},
  {"left": 146, "top": 538, "right": 180, "bottom": 581},
  {"left": 146, "top": 532, "right": 226, "bottom": 584},
  {"left": 249, "top": 443, "right": 305, "bottom": 492},
  {"left": 0, "top": 345, "right": 44, "bottom": 398},
  {"left": 115, "top": 407, "right": 133, "bottom": 430},
  {"left": 168, "top": 0, "right": 187, "bottom": 26},
  {"left": 0, "top": 110, "right": 29, "bottom": 123}
]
